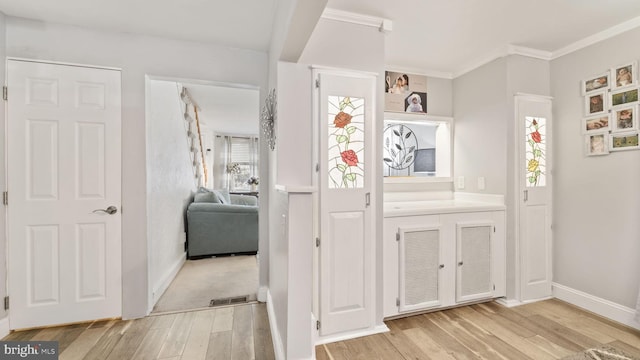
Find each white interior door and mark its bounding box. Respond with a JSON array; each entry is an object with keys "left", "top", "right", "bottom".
[
  {"left": 516, "top": 94, "right": 553, "bottom": 302},
  {"left": 7, "top": 60, "right": 122, "bottom": 329},
  {"left": 318, "top": 71, "right": 375, "bottom": 336}
]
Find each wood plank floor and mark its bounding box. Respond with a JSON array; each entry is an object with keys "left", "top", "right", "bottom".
[
  {"left": 317, "top": 299, "right": 640, "bottom": 360},
  {"left": 2, "top": 303, "right": 275, "bottom": 360}
]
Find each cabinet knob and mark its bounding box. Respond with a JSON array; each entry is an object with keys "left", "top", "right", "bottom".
[
  {"left": 458, "top": 261, "right": 464, "bottom": 266},
  {"left": 439, "top": 264, "right": 444, "bottom": 269}
]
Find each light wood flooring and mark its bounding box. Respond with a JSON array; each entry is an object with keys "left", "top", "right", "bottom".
[
  {"left": 2, "top": 303, "right": 275, "bottom": 360},
  {"left": 317, "top": 299, "right": 640, "bottom": 360}
]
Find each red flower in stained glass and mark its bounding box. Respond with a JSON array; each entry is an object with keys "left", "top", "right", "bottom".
[
  {"left": 340, "top": 150, "right": 358, "bottom": 166},
  {"left": 531, "top": 131, "right": 542, "bottom": 143},
  {"left": 334, "top": 112, "right": 352, "bottom": 128}
]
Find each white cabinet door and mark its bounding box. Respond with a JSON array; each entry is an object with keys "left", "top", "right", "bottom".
[
  {"left": 398, "top": 225, "right": 443, "bottom": 312},
  {"left": 456, "top": 222, "right": 494, "bottom": 303},
  {"left": 318, "top": 71, "right": 376, "bottom": 336}
]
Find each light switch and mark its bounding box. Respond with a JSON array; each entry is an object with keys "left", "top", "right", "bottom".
[
  {"left": 457, "top": 176, "right": 465, "bottom": 189},
  {"left": 478, "top": 177, "right": 485, "bottom": 190}
]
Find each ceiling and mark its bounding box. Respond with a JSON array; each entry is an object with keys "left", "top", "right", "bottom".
[
  {"left": 185, "top": 84, "right": 260, "bottom": 136},
  {"left": 2, "top": 0, "right": 640, "bottom": 76}
]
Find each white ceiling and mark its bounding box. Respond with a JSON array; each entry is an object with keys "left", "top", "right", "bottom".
[
  {"left": 326, "top": 0, "right": 640, "bottom": 76},
  {"left": 2, "top": 0, "right": 640, "bottom": 76},
  {"left": 185, "top": 84, "right": 259, "bottom": 136}
]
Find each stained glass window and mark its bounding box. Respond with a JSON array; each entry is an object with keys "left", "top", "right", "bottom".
[
  {"left": 328, "top": 96, "right": 364, "bottom": 189},
  {"left": 525, "top": 116, "right": 546, "bottom": 187}
]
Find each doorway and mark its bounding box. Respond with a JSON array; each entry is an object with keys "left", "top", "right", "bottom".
[{"left": 145, "top": 78, "right": 261, "bottom": 314}]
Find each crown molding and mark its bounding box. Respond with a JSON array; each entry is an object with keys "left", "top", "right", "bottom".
[
  {"left": 385, "top": 65, "right": 453, "bottom": 80},
  {"left": 552, "top": 15, "right": 640, "bottom": 60},
  {"left": 507, "top": 45, "right": 552, "bottom": 60},
  {"left": 321, "top": 8, "right": 392, "bottom": 33},
  {"left": 452, "top": 46, "right": 509, "bottom": 79}
]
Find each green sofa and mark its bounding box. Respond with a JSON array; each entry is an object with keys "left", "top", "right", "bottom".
[{"left": 186, "top": 188, "right": 258, "bottom": 259}]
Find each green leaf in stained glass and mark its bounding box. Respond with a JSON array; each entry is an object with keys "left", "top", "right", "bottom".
[
  {"left": 529, "top": 176, "right": 537, "bottom": 183},
  {"left": 336, "top": 135, "right": 348, "bottom": 143},
  {"left": 344, "top": 173, "right": 356, "bottom": 181},
  {"left": 535, "top": 149, "right": 543, "bottom": 156},
  {"left": 528, "top": 139, "right": 535, "bottom": 147},
  {"left": 337, "top": 164, "right": 347, "bottom": 172},
  {"left": 346, "top": 126, "right": 357, "bottom": 134}
]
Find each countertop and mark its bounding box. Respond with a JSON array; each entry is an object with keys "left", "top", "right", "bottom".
[{"left": 384, "top": 199, "right": 505, "bottom": 217}]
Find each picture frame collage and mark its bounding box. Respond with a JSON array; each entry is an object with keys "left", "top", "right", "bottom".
[{"left": 582, "top": 61, "right": 640, "bottom": 156}]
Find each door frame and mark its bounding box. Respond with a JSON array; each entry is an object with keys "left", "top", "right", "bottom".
[
  {"left": 513, "top": 93, "right": 554, "bottom": 303},
  {"left": 4, "top": 57, "right": 124, "bottom": 329}
]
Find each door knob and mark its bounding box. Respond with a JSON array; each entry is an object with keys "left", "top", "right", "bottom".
[
  {"left": 458, "top": 261, "right": 464, "bottom": 266},
  {"left": 93, "top": 206, "right": 118, "bottom": 215}
]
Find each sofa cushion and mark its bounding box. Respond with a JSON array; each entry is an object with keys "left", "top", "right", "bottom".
[
  {"left": 213, "top": 189, "right": 231, "bottom": 204},
  {"left": 194, "top": 191, "right": 220, "bottom": 203}
]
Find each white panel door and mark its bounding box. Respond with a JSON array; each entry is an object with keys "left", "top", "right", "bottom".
[
  {"left": 516, "top": 94, "right": 553, "bottom": 302},
  {"left": 318, "top": 72, "right": 376, "bottom": 336},
  {"left": 7, "top": 60, "right": 122, "bottom": 329}
]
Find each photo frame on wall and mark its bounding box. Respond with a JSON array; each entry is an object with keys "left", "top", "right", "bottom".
[
  {"left": 611, "top": 62, "right": 637, "bottom": 90},
  {"left": 609, "top": 131, "right": 639, "bottom": 151},
  {"left": 385, "top": 71, "right": 427, "bottom": 113},
  {"left": 582, "top": 72, "right": 609, "bottom": 95},
  {"left": 611, "top": 105, "right": 637, "bottom": 132},
  {"left": 585, "top": 133, "right": 609, "bottom": 156},
  {"left": 610, "top": 87, "right": 639, "bottom": 108},
  {"left": 584, "top": 90, "right": 607, "bottom": 116},
  {"left": 582, "top": 114, "right": 610, "bottom": 134}
]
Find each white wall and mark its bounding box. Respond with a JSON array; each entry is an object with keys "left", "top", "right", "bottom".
[
  {"left": 453, "top": 55, "right": 551, "bottom": 300},
  {"left": 5, "top": 16, "right": 268, "bottom": 318},
  {"left": 551, "top": 28, "right": 640, "bottom": 310},
  {"left": 146, "top": 80, "right": 196, "bottom": 309}
]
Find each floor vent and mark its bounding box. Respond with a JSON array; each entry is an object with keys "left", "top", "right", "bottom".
[{"left": 209, "top": 295, "right": 250, "bottom": 307}]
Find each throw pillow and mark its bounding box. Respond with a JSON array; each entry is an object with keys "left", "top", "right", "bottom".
[
  {"left": 213, "top": 189, "right": 231, "bottom": 204},
  {"left": 194, "top": 192, "right": 220, "bottom": 203}
]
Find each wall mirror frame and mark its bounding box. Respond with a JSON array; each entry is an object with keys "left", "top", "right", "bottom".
[{"left": 383, "top": 112, "right": 453, "bottom": 184}]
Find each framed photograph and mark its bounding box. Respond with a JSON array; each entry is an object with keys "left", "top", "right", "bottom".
[
  {"left": 609, "top": 131, "right": 639, "bottom": 151},
  {"left": 385, "top": 71, "right": 427, "bottom": 113},
  {"left": 612, "top": 105, "right": 637, "bottom": 132},
  {"left": 611, "top": 62, "right": 637, "bottom": 89},
  {"left": 584, "top": 90, "right": 607, "bottom": 116},
  {"left": 583, "top": 114, "right": 610, "bottom": 134},
  {"left": 585, "top": 133, "right": 609, "bottom": 156},
  {"left": 610, "top": 87, "right": 639, "bottom": 108},
  {"left": 582, "top": 72, "right": 609, "bottom": 95}
]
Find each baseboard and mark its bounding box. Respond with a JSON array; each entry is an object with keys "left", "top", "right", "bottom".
[
  {"left": 495, "top": 298, "right": 524, "bottom": 308},
  {"left": 151, "top": 253, "right": 186, "bottom": 310},
  {"left": 266, "top": 289, "right": 286, "bottom": 360},
  {"left": 552, "top": 282, "right": 640, "bottom": 330},
  {"left": 315, "top": 324, "right": 390, "bottom": 345},
  {"left": 258, "top": 286, "right": 268, "bottom": 302},
  {"left": 0, "top": 316, "right": 9, "bottom": 338}
]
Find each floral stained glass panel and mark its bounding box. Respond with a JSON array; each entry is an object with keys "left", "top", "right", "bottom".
[
  {"left": 525, "top": 116, "right": 546, "bottom": 187},
  {"left": 328, "top": 96, "right": 364, "bottom": 189}
]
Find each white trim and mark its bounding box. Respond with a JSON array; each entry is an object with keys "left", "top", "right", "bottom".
[
  {"left": 309, "top": 65, "right": 378, "bottom": 78},
  {"left": 257, "top": 286, "right": 268, "bottom": 302},
  {"left": 150, "top": 253, "right": 186, "bottom": 311},
  {"left": 553, "top": 283, "right": 640, "bottom": 330},
  {"left": 385, "top": 65, "right": 453, "bottom": 80},
  {"left": 274, "top": 184, "right": 317, "bottom": 194},
  {"left": 495, "top": 298, "right": 524, "bottom": 308},
  {"left": 6, "top": 57, "right": 121, "bottom": 71},
  {"left": 315, "top": 324, "right": 389, "bottom": 345},
  {"left": 514, "top": 92, "right": 554, "bottom": 101},
  {"left": 552, "top": 15, "right": 640, "bottom": 60},
  {"left": 453, "top": 46, "right": 509, "bottom": 79},
  {"left": 266, "top": 289, "right": 286, "bottom": 360},
  {"left": 321, "top": 8, "right": 392, "bottom": 33},
  {"left": 507, "top": 45, "right": 552, "bottom": 61},
  {"left": 0, "top": 316, "right": 9, "bottom": 338}
]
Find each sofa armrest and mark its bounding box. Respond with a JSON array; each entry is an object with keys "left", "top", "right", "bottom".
[{"left": 188, "top": 202, "right": 257, "bottom": 214}]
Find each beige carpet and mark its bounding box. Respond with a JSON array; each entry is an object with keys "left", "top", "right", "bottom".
[{"left": 152, "top": 255, "right": 258, "bottom": 313}]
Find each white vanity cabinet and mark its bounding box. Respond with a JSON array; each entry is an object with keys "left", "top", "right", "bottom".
[{"left": 383, "top": 202, "right": 505, "bottom": 318}]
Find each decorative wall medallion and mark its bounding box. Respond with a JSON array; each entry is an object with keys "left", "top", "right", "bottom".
[
  {"left": 383, "top": 124, "right": 418, "bottom": 170},
  {"left": 261, "top": 88, "right": 277, "bottom": 151}
]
